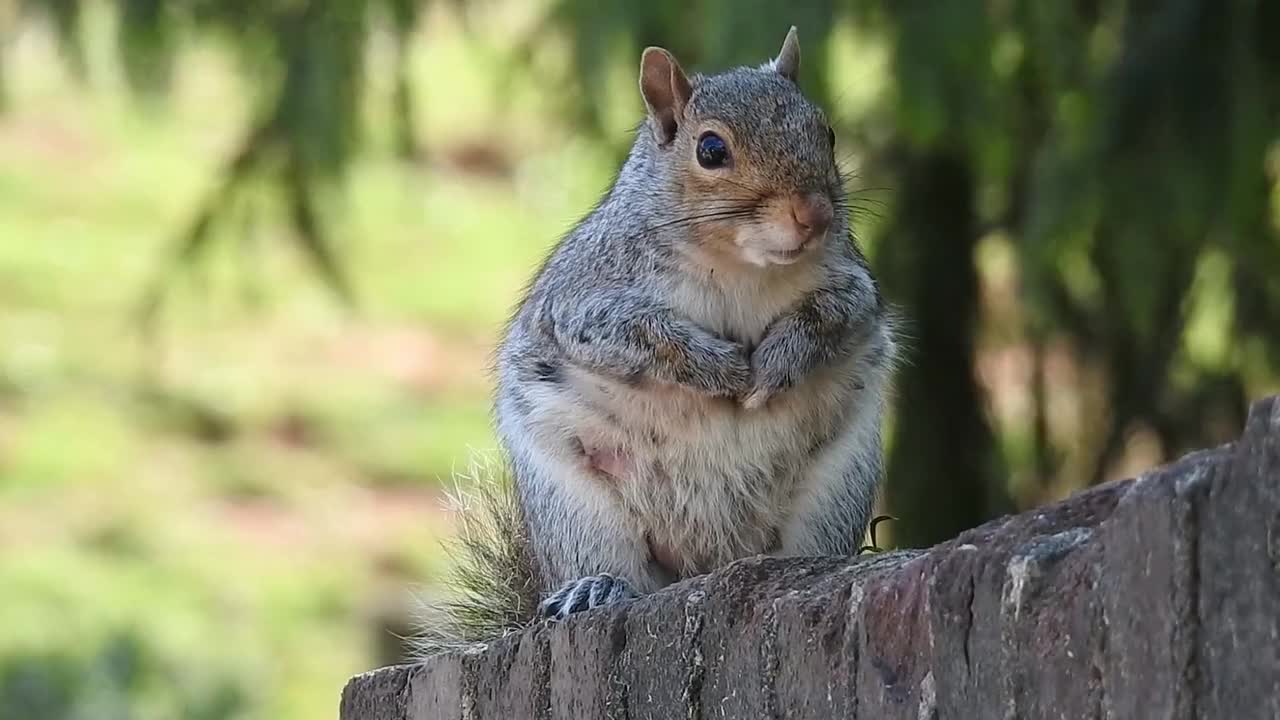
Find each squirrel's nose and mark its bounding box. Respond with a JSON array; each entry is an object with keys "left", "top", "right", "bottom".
[{"left": 790, "top": 193, "right": 833, "bottom": 240}]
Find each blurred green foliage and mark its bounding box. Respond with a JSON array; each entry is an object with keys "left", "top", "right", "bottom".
[
  {"left": 1, "top": 0, "right": 1278, "bottom": 716},
  {"left": 0, "top": 629, "right": 252, "bottom": 720},
  {"left": 1, "top": 3, "right": 609, "bottom": 716}
]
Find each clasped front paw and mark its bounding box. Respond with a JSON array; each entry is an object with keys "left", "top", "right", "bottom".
[
  {"left": 740, "top": 385, "right": 772, "bottom": 410},
  {"left": 739, "top": 336, "right": 796, "bottom": 410},
  {"left": 716, "top": 345, "right": 753, "bottom": 399},
  {"left": 740, "top": 367, "right": 792, "bottom": 410}
]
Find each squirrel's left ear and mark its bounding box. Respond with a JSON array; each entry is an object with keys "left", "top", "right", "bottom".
[
  {"left": 772, "top": 26, "right": 801, "bottom": 82},
  {"left": 640, "top": 47, "right": 694, "bottom": 146}
]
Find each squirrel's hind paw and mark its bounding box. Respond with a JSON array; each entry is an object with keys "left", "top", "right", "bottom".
[{"left": 539, "top": 573, "right": 638, "bottom": 620}]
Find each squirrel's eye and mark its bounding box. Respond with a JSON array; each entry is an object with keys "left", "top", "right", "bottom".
[
  {"left": 826, "top": 125, "right": 836, "bottom": 148},
  {"left": 696, "top": 132, "right": 730, "bottom": 169}
]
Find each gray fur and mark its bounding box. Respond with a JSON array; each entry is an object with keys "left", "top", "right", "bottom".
[{"left": 420, "top": 29, "right": 897, "bottom": 652}]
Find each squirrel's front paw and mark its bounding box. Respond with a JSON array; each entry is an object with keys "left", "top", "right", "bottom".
[
  {"left": 538, "top": 573, "right": 638, "bottom": 620},
  {"left": 713, "top": 344, "right": 752, "bottom": 398},
  {"left": 741, "top": 384, "right": 776, "bottom": 410},
  {"left": 741, "top": 367, "right": 792, "bottom": 410},
  {"left": 740, "top": 337, "right": 798, "bottom": 409}
]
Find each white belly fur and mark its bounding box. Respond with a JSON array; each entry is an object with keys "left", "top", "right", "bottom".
[{"left": 525, "top": 356, "right": 863, "bottom": 576}]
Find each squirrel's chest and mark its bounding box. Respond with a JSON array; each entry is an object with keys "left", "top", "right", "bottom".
[{"left": 664, "top": 269, "right": 816, "bottom": 344}]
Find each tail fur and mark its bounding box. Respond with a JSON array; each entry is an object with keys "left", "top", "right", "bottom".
[{"left": 410, "top": 454, "right": 542, "bottom": 659}]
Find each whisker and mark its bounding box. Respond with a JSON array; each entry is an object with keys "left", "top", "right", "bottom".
[
  {"left": 840, "top": 197, "right": 889, "bottom": 210},
  {"left": 643, "top": 208, "right": 756, "bottom": 234},
  {"left": 712, "top": 175, "right": 769, "bottom": 198},
  {"left": 662, "top": 209, "right": 756, "bottom": 224},
  {"left": 679, "top": 201, "right": 759, "bottom": 212}
]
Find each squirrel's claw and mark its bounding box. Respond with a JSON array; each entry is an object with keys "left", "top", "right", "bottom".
[
  {"left": 539, "top": 573, "right": 638, "bottom": 621},
  {"left": 741, "top": 387, "right": 771, "bottom": 410},
  {"left": 742, "top": 381, "right": 785, "bottom": 410}
]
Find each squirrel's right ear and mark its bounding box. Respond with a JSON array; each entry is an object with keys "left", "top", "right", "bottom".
[
  {"left": 772, "top": 26, "right": 801, "bottom": 82},
  {"left": 639, "top": 47, "right": 693, "bottom": 146}
]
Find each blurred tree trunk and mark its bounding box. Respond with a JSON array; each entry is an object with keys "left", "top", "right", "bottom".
[{"left": 880, "top": 147, "right": 1012, "bottom": 548}]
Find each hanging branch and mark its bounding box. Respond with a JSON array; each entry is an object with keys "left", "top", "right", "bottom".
[
  {"left": 136, "top": 117, "right": 281, "bottom": 337},
  {"left": 284, "top": 151, "right": 355, "bottom": 306}
]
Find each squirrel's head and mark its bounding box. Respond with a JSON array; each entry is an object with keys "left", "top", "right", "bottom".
[{"left": 638, "top": 27, "right": 843, "bottom": 269}]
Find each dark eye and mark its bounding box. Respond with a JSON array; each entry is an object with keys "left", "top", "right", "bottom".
[
  {"left": 696, "top": 132, "right": 730, "bottom": 169},
  {"left": 826, "top": 125, "right": 836, "bottom": 148}
]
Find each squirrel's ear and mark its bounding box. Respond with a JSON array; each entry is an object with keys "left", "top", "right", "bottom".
[
  {"left": 639, "top": 47, "right": 693, "bottom": 146},
  {"left": 773, "top": 26, "right": 801, "bottom": 82}
]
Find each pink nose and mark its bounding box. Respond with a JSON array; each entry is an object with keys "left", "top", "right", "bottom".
[{"left": 790, "top": 193, "right": 833, "bottom": 241}]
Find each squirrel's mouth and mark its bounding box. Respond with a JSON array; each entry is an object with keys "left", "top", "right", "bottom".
[
  {"left": 769, "top": 247, "right": 806, "bottom": 264},
  {"left": 732, "top": 222, "right": 823, "bottom": 267},
  {"left": 766, "top": 235, "right": 819, "bottom": 265}
]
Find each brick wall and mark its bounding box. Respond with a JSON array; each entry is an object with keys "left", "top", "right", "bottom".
[{"left": 341, "top": 395, "right": 1280, "bottom": 719}]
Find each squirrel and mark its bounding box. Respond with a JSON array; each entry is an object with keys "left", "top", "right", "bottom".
[{"left": 414, "top": 26, "right": 896, "bottom": 654}]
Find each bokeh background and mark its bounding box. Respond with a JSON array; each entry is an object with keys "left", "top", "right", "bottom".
[{"left": 1, "top": 1, "right": 1277, "bottom": 717}]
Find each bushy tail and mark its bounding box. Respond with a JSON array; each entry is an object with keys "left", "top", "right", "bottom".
[{"left": 410, "top": 454, "right": 543, "bottom": 659}]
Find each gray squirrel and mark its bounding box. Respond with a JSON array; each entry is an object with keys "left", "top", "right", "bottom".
[{"left": 415, "top": 26, "right": 896, "bottom": 653}]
